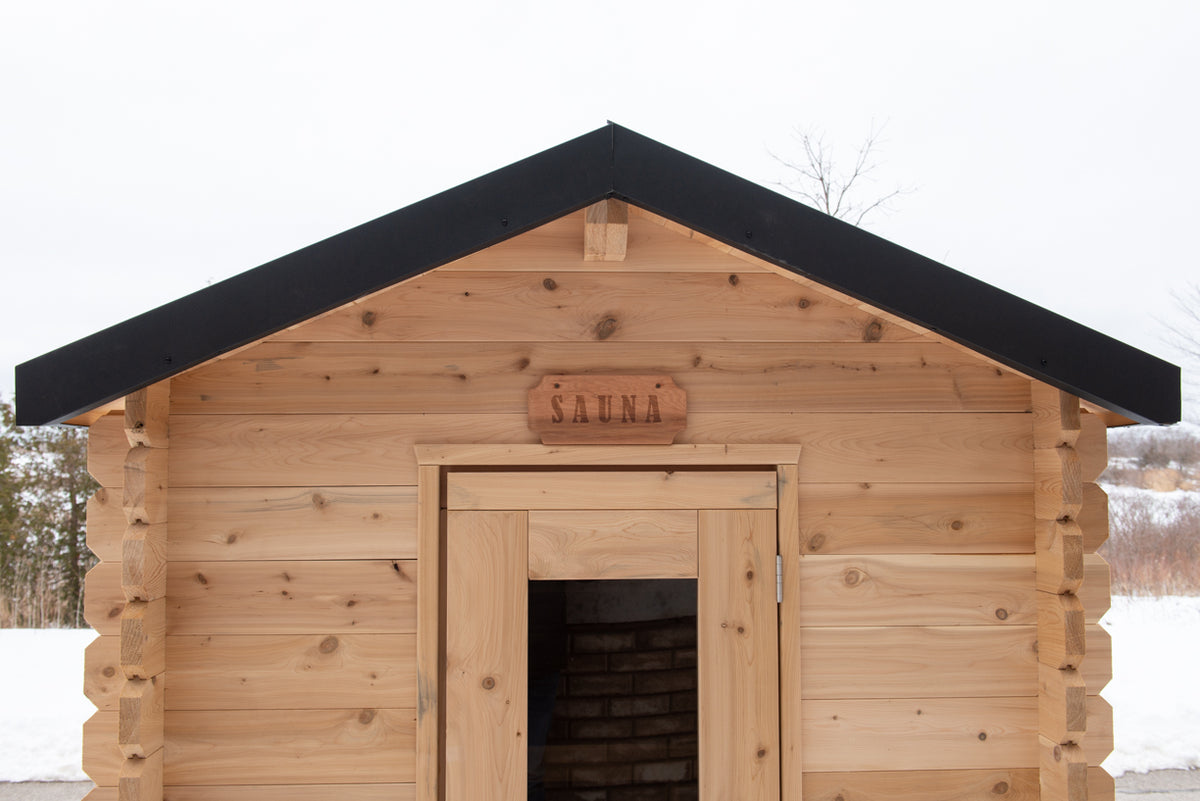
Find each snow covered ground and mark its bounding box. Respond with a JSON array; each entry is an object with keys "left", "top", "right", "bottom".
[{"left": 1, "top": 598, "right": 1198, "bottom": 781}]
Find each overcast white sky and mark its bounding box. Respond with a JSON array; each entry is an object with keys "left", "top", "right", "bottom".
[{"left": 2, "top": 1, "right": 1197, "bottom": 418}]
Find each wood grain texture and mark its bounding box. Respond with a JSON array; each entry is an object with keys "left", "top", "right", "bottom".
[
  {"left": 166, "top": 560, "right": 417, "bottom": 634},
  {"left": 803, "top": 768, "right": 1040, "bottom": 801},
  {"left": 85, "top": 635, "right": 123, "bottom": 711},
  {"left": 271, "top": 269, "right": 928, "bottom": 343},
  {"left": 796, "top": 555, "right": 1035, "bottom": 627},
  {"left": 119, "top": 677, "right": 164, "bottom": 758},
  {"left": 119, "top": 747, "right": 163, "bottom": 801},
  {"left": 1079, "top": 483, "right": 1109, "bottom": 553},
  {"left": 803, "top": 697, "right": 1037, "bottom": 771},
  {"left": 83, "top": 711, "right": 122, "bottom": 785},
  {"left": 1084, "top": 624, "right": 1113, "bottom": 693},
  {"left": 123, "top": 446, "right": 168, "bottom": 525},
  {"left": 165, "top": 634, "right": 415, "bottom": 710},
  {"left": 1036, "top": 520, "right": 1084, "bottom": 595},
  {"left": 416, "top": 442, "right": 803, "bottom": 467},
  {"left": 1081, "top": 554, "right": 1112, "bottom": 624},
  {"left": 445, "top": 511, "right": 528, "bottom": 801},
  {"left": 122, "top": 522, "right": 167, "bottom": 601},
  {"left": 88, "top": 413, "right": 127, "bottom": 487},
  {"left": 125, "top": 383, "right": 170, "bottom": 448},
  {"left": 801, "top": 626, "right": 1039, "bottom": 699},
  {"left": 527, "top": 510, "right": 697, "bottom": 579},
  {"left": 698, "top": 509, "right": 780, "bottom": 801},
  {"left": 1039, "top": 735, "right": 1087, "bottom": 801},
  {"left": 1034, "top": 446, "right": 1082, "bottom": 521},
  {"left": 1032, "top": 386, "right": 1081, "bottom": 450},
  {"left": 798, "top": 482, "right": 1033, "bottom": 554},
  {"left": 121, "top": 598, "right": 165, "bottom": 679},
  {"left": 169, "top": 486, "right": 416, "bottom": 561},
  {"left": 1086, "top": 695, "right": 1115, "bottom": 766},
  {"left": 163, "top": 785, "right": 415, "bottom": 801},
  {"left": 448, "top": 470, "right": 777, "bottom": 510},
  {"left": 1037, "top": 591, "right": 1085, "bottom": 670},
  {"left": 435, "top": 209, "right": 770, "bottom": 273},
  {"left": 415, "top": 465, "right": 440, "bottom": 801},
  {"left": 170, "top": 341, "right": 1031, "bottom": 414},
  {"left": 163, "top": 709, "right": 416, "bottom": 784},
  {"left": 1078, "top": 413, "right": 1108, "bottom": 483},
  {"left": 87, "top": 488, "right": 124, "bottom": 562},
  {"left": 85, "top": 561, "right": 125, "bottom": 635},
  {"left": 169, "top": 412, "right": 1031, "bottom": 486},
  {"left": 1038, "top": 665, "right": 1086, "bottom": 745},
  {"left": 776, "top": 465, "right": 804, "bottom": 801}
]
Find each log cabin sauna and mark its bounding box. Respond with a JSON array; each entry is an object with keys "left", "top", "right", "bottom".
[{"left": 14, "top": 124, "right": 1181, "bottom": 801}]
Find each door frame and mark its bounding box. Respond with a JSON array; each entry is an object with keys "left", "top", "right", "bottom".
[{"left": 414, "top": 444, "right": 804, "bottom": 801}]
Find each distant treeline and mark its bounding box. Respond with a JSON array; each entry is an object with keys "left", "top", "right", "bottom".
[{"left": 0, "top": 399, "right": 96, "bottom": 628}]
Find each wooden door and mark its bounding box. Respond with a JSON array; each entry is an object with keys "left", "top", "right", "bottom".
[{"left": 443, "top": 470, "right": 781, "bottom": 801}]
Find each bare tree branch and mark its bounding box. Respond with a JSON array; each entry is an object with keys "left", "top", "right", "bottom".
[{"left": 770, "top": 123, "right": 913, "bottom": 228}]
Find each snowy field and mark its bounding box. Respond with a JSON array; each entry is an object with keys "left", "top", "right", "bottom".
[{"left": 0, "top": 598, "right": 1198, "bottom": 781}]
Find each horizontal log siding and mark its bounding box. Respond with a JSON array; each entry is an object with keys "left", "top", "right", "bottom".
[{"left": 155, "top": 217, "right": 1054, "bottom": 798}]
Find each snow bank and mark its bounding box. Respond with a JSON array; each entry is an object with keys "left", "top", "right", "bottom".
[
  {"left": 0, "top": 629, "right": 93, "bottom": 782},
  {"left": 1102, "top": 596, "right": 1200, "bottom": 775},
  {"left": 2, "top": 599, "right": 1200, "bottom": 780}
]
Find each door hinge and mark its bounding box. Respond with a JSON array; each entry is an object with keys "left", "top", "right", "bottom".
[{"left": 776, "top": 554, "right": 783, "bottom": 604}]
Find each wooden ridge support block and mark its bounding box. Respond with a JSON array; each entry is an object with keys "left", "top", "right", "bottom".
[
  {"left": 1033, "top": 385, "right": 1082, "bottom": 449},
  {"left": 1036, "top": 520, "right": 1084, "bottom": 595},
  {"left": 1039, "top": 664, "right": 1086, "bottom": 744},
  {"left": 1038, "top": 591, "right": 1085, "bottom": 670},
  {"left": 1035, "top": 446, "right": 1082, "bottom": 521},
  {"left": 119, "top": 677, "right": 164, "bottom": 758},
  {"left": 122, "top": 523, "right": 167, "bottom": 601},
  {"left": 1040, "top": 736, "right": 1088, "bottom": 801},
  {"left": 124, "top": 383, "right": 170, "bottom": 448},
  {"left": 584, "top": 198, "right": 628, "bottom": 261},
  {"left": 124, "top": 446, "right": 168, "bottom": 525},
  {"left": 119, "top": 747, "right": 163, "bottom": 801},
  {"left": 121, "top": 598, "right": 166, "bottom": 679}
]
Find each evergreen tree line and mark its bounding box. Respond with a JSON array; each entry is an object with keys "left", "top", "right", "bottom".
[{"left": 0, "top": 398, "right": 97, "bottom": 628}]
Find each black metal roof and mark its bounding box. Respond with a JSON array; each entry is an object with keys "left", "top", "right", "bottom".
[{"left": 15, "top": 123, "right": 1180, "bottom": 426}]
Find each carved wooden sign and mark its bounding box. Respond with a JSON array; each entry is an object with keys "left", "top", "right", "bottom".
[{"left": 528, "top": 375, "right": 687, "bottom": 444}]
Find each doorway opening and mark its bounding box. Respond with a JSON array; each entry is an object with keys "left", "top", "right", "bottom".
[{"left": 529, "top": 579, "right": 699, "bottom": 801}]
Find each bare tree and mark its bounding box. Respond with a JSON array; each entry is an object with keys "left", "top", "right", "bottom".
[
  {"left": 772, "top": 124, "right": 911, "bottom": 227},
  {"left": 1164, "top": 283, "right": 1200, "bottom": 421}
]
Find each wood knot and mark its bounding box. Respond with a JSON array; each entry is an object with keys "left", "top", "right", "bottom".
[
  {"left": 843, "top": 568, "right": 864, "bottom": 587},
  {"left": 346, "top": 600, "right": 357, "bottom": 607},
  {"left": 482, "top": 677, "right": 496, "bottom": 690},
  {"left": 978, "top": 731, "right": 988, "bottom": 741},
  {"left": 595, "top": 317, "right": 619, "bottom": 340},
  {"left": 746, "top": 570, "right": 754, "bottom": 581},
  {"left": 993, "top": 781, "right": 1009, "bottom": 795},
  {"left": 797, "top": 298, "right": 811, "bottom": 310},
  {"left": 516, "top": 358, "right": 531, "bottom": 371},
  {"left": 835, "top": 796, "right": 844, "bottom": 801},
  {"left": 319, "top": 636, "right": 339, "bottom": 654},
  {"left": 196, "top": 572, "right": 208, "bottom": 585},
  {"left": 863, "top": 319, "right": 884, "bottom": 342},
  {"left": 807, "top": 533, "right": 826, "bottom": 552},
  {"left": 360, "top": 310, "right": 376, "bottom": 327},
  {"left": 728, "top": 274, "right": 740, "bottom": 286},
  {"left": 543, "top": 277, "right": 558, "bottom": 291},
  {"left": 358, "top": 709, "right": 376, "bottom": 725},
  {"left": 737, "top": 626, "right": 745, "bottom": 634},
  {"left": 1053, "top": 745, "right": 1062, "bottom": 761},
  {"left": 994, "top": 608, "right": 1009, "bottom": 621},
  {"left": 310, "top": 493, "right": 326, "bottom": 509},
  {"left": 102, "top": 666, "right": 116, "bottom": 678},
  {"left": 950, "top": 520, "right": 964, "bottom": 531},
  {"left": 107, "top": 606, "right": 121, "bottom": 618},
  {"left": 756, "top": 748, "right": 767, "bottom": 758},
  {"left": 225, "top": 533, "right": 238, "bottom": 544}
]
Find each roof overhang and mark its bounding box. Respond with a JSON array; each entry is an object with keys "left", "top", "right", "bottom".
[{"left": 15, "top": 123, "right": 1181, "bottom": 426}]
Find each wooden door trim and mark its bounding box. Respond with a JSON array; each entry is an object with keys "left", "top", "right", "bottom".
[{"left": 415, "top": 444, "right": 802, "bottom": 801}]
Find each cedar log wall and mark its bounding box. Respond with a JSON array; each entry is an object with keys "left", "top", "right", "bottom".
[{"left": 80, "top": 207, "right": 1114, "bottom": 801}]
